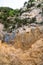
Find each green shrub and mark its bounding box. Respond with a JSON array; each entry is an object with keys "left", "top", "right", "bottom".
[{"left": 37, "top": 4, "right": 41, "bottom": 8}]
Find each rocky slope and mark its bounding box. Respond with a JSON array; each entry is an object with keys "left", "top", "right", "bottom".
[
  {"left": 0, "top": 28, "right": 43, "bottom": 65},
  {"left": 0, "top": 36, "right": 43, "bottom": 65},
  {"left": 20, "top": 0, "right": 43, "bottom": 24},
  {"left": 0, "top": 0, "right": 43, "bottom": 65},
  {"left": 0, "top": 0, "right": 43, "bottom": 32},
  {"left": 14, "top": 27, "right": 43, "bottom": 50}
]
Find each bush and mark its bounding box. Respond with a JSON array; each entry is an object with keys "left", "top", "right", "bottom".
[{"left": 37, "top": 4, "right": 41, "bottom": 8}]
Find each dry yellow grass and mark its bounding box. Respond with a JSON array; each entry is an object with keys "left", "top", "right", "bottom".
[
  {"left": 0, "top": 27, "right": 43, "bottom": 65},
  {"left": 14, "top": 27, "right": 42, "bottom": 50},
  {"left": 0, "top": 37, "right": 43, "bottom": 65}
]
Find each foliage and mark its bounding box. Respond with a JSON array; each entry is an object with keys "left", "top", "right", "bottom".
[
  {"left": 0, "top": 0, "right": 42, "bottom": 32},
  {"left": 0, "top": 7, "right": 21, "bottom": 31},
  {"left": 27, "top": 0, "right": 35, "bottom": 8},
  {"left": 24, "top": 1, "right": 27, "bottom": 7},
  {"left": 37, "top": 4, "right": 41, "bottom": 8},
  {"left": 29, "top": 17, "right": 36, "bottom": 24}
]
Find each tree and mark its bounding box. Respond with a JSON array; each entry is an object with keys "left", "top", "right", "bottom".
[
  {"left": 27, "top": 0, "right": 35, "bottom": 8},
  {"left": 24, "top": 2, "right": 27, "bottom": 7},
  {"left": 9, "top": 10, "right": 14, "bottom": 17},
  {"left": 29, "top": 0, "right": 35, "bottom": 6}
]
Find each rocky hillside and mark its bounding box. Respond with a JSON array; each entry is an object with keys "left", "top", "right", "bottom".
[
  {"left": 0, "top": 0, "right": 43, "bottom": 64},
  {"left": 0, "top": 29, "right": 43, "bottom": 65},
  {"left": 20, "top": 0, "right": 43, "bottom": 23},
  {"left": 13, "top": 27, "right": 43, "bottom": 49},
  {"left": 0, "top": 0, "right": 43, "bottom": 32},
  {"left": 0, "top": 7, "right": 20, "bottom": 31}
]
